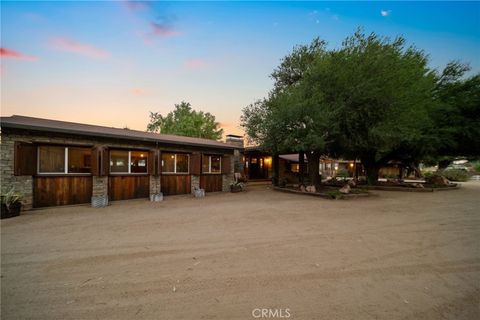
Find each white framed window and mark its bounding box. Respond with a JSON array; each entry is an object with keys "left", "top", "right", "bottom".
[
  {"left": 161, "top": 153, "right": 189, "bottom": 174},
  {"left": 37, "top": 146, "right": 91, "bottom": 174},
  {"left": 110, "top": 150, "right": 148, "bottom": 174},
  {"left": 202, "top": 155, "right": 222, "bottom": 174}
]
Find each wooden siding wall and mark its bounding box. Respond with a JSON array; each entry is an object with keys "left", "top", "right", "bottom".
[
  {"left": 108, "top": 176, "right": 150, "bottom": 201},
  {"left": 34, "top": 176, "right": 92, "bottom": 208},
  {"left": 200, "top": 175, "right": 222, "bottom": 192},
  {"left": 161, "top": 175, "right": 191, "bottom": 195}
]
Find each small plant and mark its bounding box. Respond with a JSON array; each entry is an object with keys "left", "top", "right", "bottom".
[
  {"left": 383, "top": 173, "right": 398, "bottom": 180},
  {"left": 230, "top": 181, "right": 245, "bottom": 193},
  {"left": 422, "top": 171, "right": 434, "bottom": 179},
  {"left": 473, "top": 162, "right": 480, "bottom": 173},
  {"left": 1, "top": 189, "right": 23, "bottom": 219},
  {"left": 438, "top": 169, "right": 469, "bottom": 182},
  {"left": 336, "top": 168, "right": 350, "bottom": 179},
  {"left": 325, "top": 190, "right": 343, "bottom": 199}
]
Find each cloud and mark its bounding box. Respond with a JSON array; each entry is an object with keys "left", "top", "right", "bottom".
[
  {"left": 184, "top": 59, "right": 208, "bottom": 70},
  {"left": 50, "top": 37, "right": 110, "bottom": 59},
  {"left": 123, "top": 0, "right": 152, "bottom": 12},
  {"left": 380, "top": 10, "right": 391, "bottom": 17},
  {"left": 150, "top": 22, "right": 178, "bottom": 37},
  {"left": 131, "top": 88, "right": 145, "bottom": 96},
  {"left": 0, "top": 48, "right": 38, "bottom": 61}
]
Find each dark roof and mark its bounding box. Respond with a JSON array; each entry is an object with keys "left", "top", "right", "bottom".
[{"left": 0, "top": 115, "right": 237, "bottom": 150}]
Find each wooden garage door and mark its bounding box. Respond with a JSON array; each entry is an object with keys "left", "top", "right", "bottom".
[
  {"left": 200, "top": 175, "right": 222, "bottom": 192},
  {"left": 34, "top": 176, "right": 92, "bottom": 208},
  {"left": 109, "top": 176, "right": 150, "bottom": 201},
  {"left": 161, "top": 175, "right": 191, "bottom": 195}
]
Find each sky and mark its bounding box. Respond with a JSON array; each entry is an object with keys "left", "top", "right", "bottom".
[{"left": 1, "top": 1, "right": 479, "bottom": 137}]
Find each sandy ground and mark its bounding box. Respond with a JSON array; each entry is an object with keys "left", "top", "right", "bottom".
[{"left": 1, "top": 183, "right": 479, "bottom": 319}]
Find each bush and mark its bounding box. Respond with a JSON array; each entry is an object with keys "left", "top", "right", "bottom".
[
  {"left": 336, "top": 168, "right": 350, "bottom": 178},
  {"left": 473, "top": 162, "right": 480, "bottom": 173},
  {"left": 422, "top": 171, "right": 434, "bottom": 179},
  {"left": 438, "top": 169, "right": 469, "bottom": 182}
]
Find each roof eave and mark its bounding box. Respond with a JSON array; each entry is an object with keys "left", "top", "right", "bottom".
[{"left": 0, "top": 122, "right": 238, "bottom": 150}]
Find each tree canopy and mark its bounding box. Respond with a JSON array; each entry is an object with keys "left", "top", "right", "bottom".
[
  {"left": 242, "top": 29, "right": 477, "bottom": 185},
  {"left": 147, "top": 101, "right": 224, "bottom": 140}
]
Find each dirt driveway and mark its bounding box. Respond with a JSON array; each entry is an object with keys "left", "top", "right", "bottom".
[{"left": 1, "top": 183, "right": 479, "bottom": 319}]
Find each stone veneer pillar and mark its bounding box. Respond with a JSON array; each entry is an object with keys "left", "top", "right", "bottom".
[
  {"left": 191, "top": 175, "right": 200, "bottom": 194},
  {"left": 222, "top": 155, "right": 235, "bottom": 192},
  {"left": 0, "top": 135, "right": 33, "bottom": 210},
  {"left": 149, "top": 176, "right": 161, "bottom": 197}
]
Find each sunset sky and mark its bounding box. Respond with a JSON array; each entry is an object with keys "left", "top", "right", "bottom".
[{"left": 1, "top": 1, "right": 479, "bottom": 137}]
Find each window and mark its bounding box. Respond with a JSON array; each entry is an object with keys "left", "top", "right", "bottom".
[
  {"left": 110, "top": 150, "right": 129, "bottom": 173},
  {"left": 38, "top": 146, "right": 91, "bottom": 174},
  {"left": 291, "top": 163, "right": 299, "bottom": 173},
  {"left": 131, "top": 151, "right": 148, "bottom": 173},
  {"left": 68, "top": 147, "right": 91, "bottom": 173},
  {"left": 161, "top": 153, "right": 189, "bottom": 173},
  {"left": 110, "top": 150, "right": 148, "bottom": 174},
  {"left": 202, "top": 155, "right": 221, "bottom": 174}
]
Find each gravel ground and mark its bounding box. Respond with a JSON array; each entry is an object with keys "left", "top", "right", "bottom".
[{"left": 1, "top": 182, "right": 479, "bottom": 319}]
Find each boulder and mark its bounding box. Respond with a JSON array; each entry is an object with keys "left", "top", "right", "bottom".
[
  {"left": 347, "top": 180, "right": 357, "bottom": 187},
  {"left": 306, "top": 185, "right": 316, "bottom": 193},
  {"left": 339, "top": 184, "right": 351, "bottom": 194},
  {"left": 299, "top": 185, "right": 306, "bottom": 192},
  {"left": 427, "top": 175, "right": 451, "bottom": 186},
  {"left": 193, "top": 188, "right": 205, "bottom": 198},
  {"left": 411, "top": 183, "right": 424, "bottom": 189}
]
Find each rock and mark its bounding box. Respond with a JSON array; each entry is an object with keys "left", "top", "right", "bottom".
[
  {"left": 411, "top": 183, "right": 424, "bottom": 188},
  {"left": 306, "top": 185, "right": 316, "bottom": 193},
  {"left": 339, "top": 184, "right": 351, "bottom": 194},
  {"left": 427, "top": 175, "right": 450, "bottom": 186},
  {"left": 347, "top": 180, "right": 356, "bottom": 187},
  {"left": 193, "top": 188, "right": 205, "bottom": 198},
  {"left": 299, "top": 185, "right": 306, "bottom": 192}
]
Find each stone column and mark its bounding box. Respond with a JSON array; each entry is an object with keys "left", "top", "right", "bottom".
[
  {"left": 191, "top": 175, "right": 200, "bottom": 194},
  {"left": 91, "top": 176, "right": 109, "bottom": 207},
  {"left": 222, "top": 156, "right": 235, "bottom": 192},
  {"left": 0, "top": 135, "right": 34, "bottom": 211}
]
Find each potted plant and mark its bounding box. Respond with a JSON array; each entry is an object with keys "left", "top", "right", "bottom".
[
  {"left": 1, "top": 189, "right": 23, "bottom": 219},
  {"left": 230, "top": 181, "right": 245, "bottom": 193}
]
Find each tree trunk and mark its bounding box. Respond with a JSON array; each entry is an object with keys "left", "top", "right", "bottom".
[
  {"left": 362, "top": 158, "right": 379, "bottom": 185},
  {"left": 438, "top": 159, "right": 451, "bottom": 170},
  {"left": 306, "top": 151, "right": 321, "bottom": 188},
  {"left": 399, "top": 166, "right": 405, "bottom": 180},
  {"left": 298, "top": 151, "right": 305, "bottom": 185},
  {"left": 272, "top": 154, "right": 280, "bottom": 186}
]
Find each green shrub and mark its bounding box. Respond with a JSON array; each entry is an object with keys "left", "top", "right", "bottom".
[
  {"left": 336, "top": 168, "right": 350, "bottom": 178},
  {"left": 473, "top": 163, "right": 480, "bottom": 173},
  {"left": 438, "top": 169, "right": 469, "bottom": 182},
  {"left": 325, "top": 190, "right": 343, "bottom": 199},
  {"left": 422, "top": 171, "right": 434, "bottom": 179}
]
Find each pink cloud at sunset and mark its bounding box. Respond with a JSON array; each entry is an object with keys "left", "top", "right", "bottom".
[
  {"left": 0, "top": 48, "right": 38, "bottom": 61},
  {"left": 150, "top": 22, "right": 178, "bottom": 37},
  {"left": 184, "top": 58, "right": 208, "bottom": 70},
  {"left": 131, "top": 88, "right": 146, "bottom": 96},
  {"left": 50, "top": 37, "right": 110, "bottom": 59},
  {"left": 123, "top": 0, "right": 151, "bottom": 12}
]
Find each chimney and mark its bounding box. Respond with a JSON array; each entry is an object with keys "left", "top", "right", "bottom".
[
  {"left": 225, "top": 134, "right": 244, "bottom": 148},
  {"left": 225, "top": 134, "right": 244, "bottom": 174}
]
